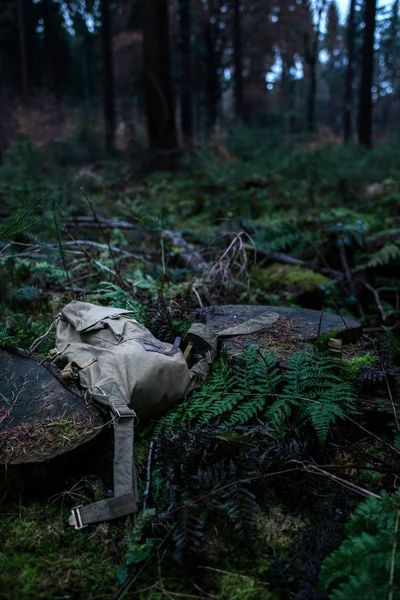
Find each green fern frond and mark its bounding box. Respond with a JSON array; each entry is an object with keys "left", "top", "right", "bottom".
[
  {"left": 97, "top": 281, "right": 148, "bottom": 324},
  {"left": 320, "top": 492, "right": 400, "bottom": 599},
  {"left": 272, "top": 350, "right": 354, "bottom": 444},
  {"left": 365, "top": 242, "right": 400, "bottom": 269}
]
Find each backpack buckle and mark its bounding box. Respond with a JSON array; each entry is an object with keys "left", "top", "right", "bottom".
[{"left": 69, "top": 505, "right": 88, "bottom": 530}]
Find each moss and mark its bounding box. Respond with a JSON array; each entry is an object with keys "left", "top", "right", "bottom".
[
  {"left": 252, "top": 264, "right": 330, "bottom": 295},
  {"left": 0, "top": 503, "right": 118, "bottom": 600},
  {"left": 215, "top": 572, "right": 277, "bottom": 599},
  {"left": 254, "top": 506, "right": 307, "bottom": 558},
  {"left": 341, "top": 353, "right": 376, "bottom": 383}
]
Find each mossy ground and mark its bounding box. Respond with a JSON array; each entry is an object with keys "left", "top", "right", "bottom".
[{"left": 2, "top": 136, "right": 400, "bottom": 599}]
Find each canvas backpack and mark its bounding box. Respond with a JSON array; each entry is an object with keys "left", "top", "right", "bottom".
[{"left": 53, "top": 300, "right": 278, "bottom": 529}]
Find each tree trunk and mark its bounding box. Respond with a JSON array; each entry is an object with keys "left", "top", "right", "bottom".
[
  {"left": 18, "top": 0, "right": 28, "bottom": 101},
  {"left": 178, "top": 0, "right": 193, "bottom": 146},
  {"left": 307, "top": 46, "right": 317, "bottom": 133},
  {"left": 100, "top": 0, "right": 116, "bottom": 152},
  {"left": 143, "top": 0, "right": 177, "bottom": 150},
  {"left": 358, "top": 0, "right": 377, "bottom": 148},
  {"left": 233, "top": 0, "right": 243, "bottom": 121},
  {"left": 343, "top": 0, "right": 355, "bottom": 143},
  {"left": 205, "top": 20, "right": 219, "bottom": 131}
]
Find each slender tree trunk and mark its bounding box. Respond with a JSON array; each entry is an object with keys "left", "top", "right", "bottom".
[
  {"left": 307, "top": 47, "right": 317, "bottom": 133},
  {"left": 178, "top": 0, "right": 193, "bottom": 146},
  {"left": 101, "top": 0, "right": 116, "bottom": 152},
  {"left": 205, "top": 20, "right": 218, "bottom": 131},
  {"left": 343, "top": 0, "right": 355, "bottom": 142},
  {"left": 18, "top": 0, "right": 28, "bottom": 101},
  {"left": 143, "top": 0, "right": 177, "bottom": 150},
  {"left": 306, "top": 1, "right": 326, "bottom": 133},
  {"left": 233, "top": 0, "right": 243, "bottom": 120},
  {"left": 358, "top": 0, "right": 377, "bottom": 148},
  {"left": 390, "top": 0, "right": 399, "bottom": 94}
]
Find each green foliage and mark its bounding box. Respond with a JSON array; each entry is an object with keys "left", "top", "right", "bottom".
[
  {"left": 320, "top": 492, "right": 400, "bottom": 600},
  {"left": 341, "top": 353, "right": 377, "bottom": 384},
  {"left": 0, "top": 313, "right": 53, "bottom": 353},
  {"left": 382, "top": 325, "right": 400, "bottom": 365},
  {"left": 153, "top": 347, "right": 354, "bottom": 445},
  {"left": 267, "top": 351, "right": 355, "bottom": 444},
  {"left": 252, "top": 264, "right": 330, "bottom": 295},
  {"left": 97, "top": 281, "right": 148, "bottom": 325},
  {"left": 365, "top": 242, "right": 400, "bottom": 269},
  {"left": 117, "top": 509, "right": 161, "bottom": 583},
  {"left": 0, "top": 199, "right": 43, "bottom": 242},
  {"left": 153, "top": 346, "right": 281, "bottom": 436},
  {"left": 0, "top": 502, "right": 117, "bottom": 600}
]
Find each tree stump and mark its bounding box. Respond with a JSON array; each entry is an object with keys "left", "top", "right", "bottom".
[
  {"left": 198, "top": 305, "right": 362, "bottom": 360},
  {"left": 0, "top": 348, "right": 105, "bottom": 494}
]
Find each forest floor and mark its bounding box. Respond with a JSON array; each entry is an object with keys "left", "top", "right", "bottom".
[{"left": 1, "top": 131, "right": 400, "bottom": 599}]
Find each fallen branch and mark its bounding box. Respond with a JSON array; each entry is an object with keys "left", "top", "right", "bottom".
[
  {"left": 62, "top": 240, "right": 152, "bottom": 262},
  {"left": 63, "top": 216, "right": 135, "bottom": 230},
  {"left": 303, "top": 463, "right": 381, "bottom": 499},
  {"left": 243, "top": 243, "right": 342, "bottom": 278},
  {"left": 163, "top": 230, "right": 207, "bottom": 271}
]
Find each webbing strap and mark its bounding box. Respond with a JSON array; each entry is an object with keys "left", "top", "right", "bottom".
[{"left": 69, "top": 392, "right": 138, "bottom": 529}]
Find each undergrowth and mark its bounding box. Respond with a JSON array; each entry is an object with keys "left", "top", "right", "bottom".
[{"left": 2, "top": 133, "right": 400, "bottom": 599}]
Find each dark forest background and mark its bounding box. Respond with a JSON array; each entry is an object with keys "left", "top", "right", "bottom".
[{"left": 1, "top": 0, "right": 399, "bottom": 160}]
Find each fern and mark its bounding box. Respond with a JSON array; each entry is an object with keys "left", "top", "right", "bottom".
[
  {"left": 320, "top": 492, "right": 400, "bottom": 600},
  {"left": 365, "top": 242, "right": 400, "bottom": 269},
  {"left": 151, "top": 348, "right": 352, "bottom": 444},
  {"left": 97, "top": 281, "right": 148, "bottom": 325},
  {"left": 221, "top": 482, "right": 258, "bottom": 547},
  {"left": 267, "top": 351, "right": 354, "bottom": 444},
  {"left": 0, "top": 199, "right": 43, "bottom": 242},
  {"left": 172, "top": 505, "right": 206, "bottom": 562},
  {"left": 9, "top": 285, "right": 39, "bottom": 302},
  {"left": 226, "top": 346, "right": 281, "bottom": 427}
]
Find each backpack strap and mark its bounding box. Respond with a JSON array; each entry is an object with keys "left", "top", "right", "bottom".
[{"left": 69, "top": 386, "right": 138, "bottom": 529}]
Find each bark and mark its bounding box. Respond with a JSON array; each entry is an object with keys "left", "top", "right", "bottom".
[
  {"left": 343, "top": 0, "right": 355, "bottom": 143},
  {"left": 100, "top": 0, "right": 116, "bottom": 152},
  {"left": 307, "top": 44, "right": 317, "bottom": 133},
  {"left": 143, "top": 0, "right": 177, "bottom": 150},
  {"left": 358, "top": 0, "right": 377, "bottom": 148},
  {"left": 178, "top": 0, "right": 193, "bottom": 146},
  {"left": 18, "top": 0, "right": 28, "bottom": 101},
  {"left": 306, "top": 2, "right": 325, "bottom": 133},
  {"left": 233, "top": 0, "right": 243, "bottom": 120},
  {"left": 205, "top": 19, "right": 219, "bottom": 131}
]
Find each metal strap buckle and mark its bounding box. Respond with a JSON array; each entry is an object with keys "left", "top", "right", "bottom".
[
  {"left": 112, "top": 405, "right": 136, "bottom": 418},
  {"left": 69, "top": 505, "right": 88, "bottom": 530}
]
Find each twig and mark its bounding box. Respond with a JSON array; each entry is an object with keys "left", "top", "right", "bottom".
[
  {"left": 53, "top": 201, "right": 75, "bottom": 294},
  {"left": 62, "top": 240, "right": 152, "bottom": 262},
  {"left": 164, "top": 467, "right": 303, "bottom": 516},
  {"left": 302, "top": 463, "right": 381, "bottom": 499},
  {"left": 364, "top": 282, "right": 387, "bottom": 320},
  {"left": 143, "top": 440, "right": 154, "bottom": 511},
  {"left": 343, "top": 416, "right": 400, "bottom": 456},
  {"left": 65, "top": 231, "right": 124, "bottom": 281},
  {"left": 371, "top": 339, "right": 400, "bottom": 434},
  {"left": 83, "top": 191, "right": 128, "bottom": 289}
]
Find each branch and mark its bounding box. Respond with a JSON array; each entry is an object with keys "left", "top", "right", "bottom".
[
  {"left": 63, "top": 216, "right": 135, "bottom": 230},
  {"left": 243, "top": 243, "right": 342, "bottom": 278}
]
